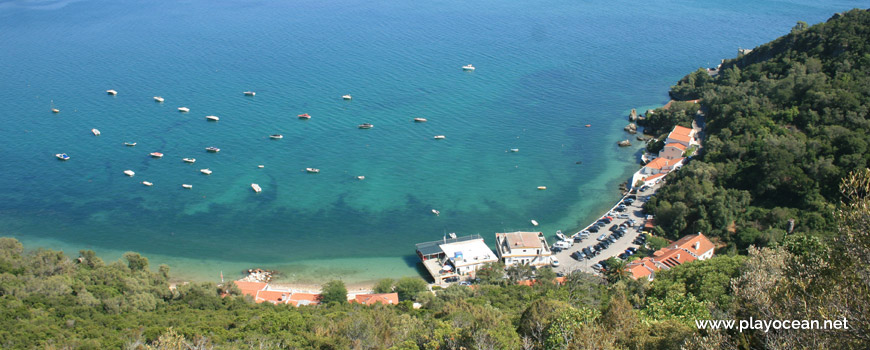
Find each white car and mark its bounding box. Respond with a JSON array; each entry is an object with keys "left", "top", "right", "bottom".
[
  {"left": 553, "top": 241, "right": 571, "bottom": 250},
  {"left": 551, "top": 257, "right": 560, "bottom": 267}
]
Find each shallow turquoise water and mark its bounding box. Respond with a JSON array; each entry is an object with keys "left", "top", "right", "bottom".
[{"left": 0, "top": 0, "right": 858, "bottom": 283}]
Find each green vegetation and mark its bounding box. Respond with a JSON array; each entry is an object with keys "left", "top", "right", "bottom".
[
  {"left": 2, "top": 9, "right": 869, "bottom": 350},
  {"left": 641, "top": 9, "right": 870, "bottom": 253}
]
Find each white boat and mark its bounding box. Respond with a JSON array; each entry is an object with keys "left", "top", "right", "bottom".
[
  {"left": 537, "top": 186, "right": 547, "bottom": 190},
  {"left": 150, "top": 152, "right": 164, "bottom": 158},
  {"left": 462, "top": 64, "right": 475, "bottom": 71},
  {"left": 52, "top": 108, "right": 60, "bottom": 113},
  {"left": 556, "top": 230, "right": 567, "bottom": 241},
  {"left": 510, "top": 148, "right": 519, "bottom": 152},
  {"left": 178, "top": 107, "right": 190, "bottom": 113},
  {"left": 142, "top": 181, "right": 153, "bottom": 186},
  {"left": 432, "top": 209, "right": 440, "bottom": 216},
  {"left": 531, "top": 219, "right": 539, "bottom": 226},
  {"left": 55, "top": 153, "right": 70, "bottom": 161},
  {"left": 92, "top": 128, "right": 101, "bottom": 136},
  {"left": 297, "top": 113, "right": 311, "bottom": 119},
  {"left": 258, "top": 165, "right": 265, "bottom": 168},
  {"left": 124, "top": 142, "right": 137, "bottom": 147},
  {"left": 358, "top": 123, "right": 374, "bottom": 129},
  {"left": 413, "top": 117, "right": 427, "bottom": 122},
  {"left": 251, "top": 183, "right": 262, "bottom": 193},
  {"left": 182, "top": 158, "right": 196, "bottom": 163},
  {"left": 244, "top": 91, "right": 256, "bottom": 96},
  {"left": 182, "top": 184, "right": 193, "bottom": 189},
  {"left": 107, "top": 89, "right": 117, "bottom": 95},
  {"left": 433, "top": 135, "right": 445, "bottom": 139},
  {"left": 448, "top": 232, "right": 457, "bottom": 239},
  {"left": 124, "top": 170, "right": 135, "bottom": 177},
  {"left": 200, "top": 168, "right": 212, "bottom": 175},
  {"left": 269, "top": 134, "right": 283, "bottom": 139},
  {"left": 206, "top": 115, "right": 219, "bottom": 121},
  {"left": 306, "top": 168, "right": 320, "bottom": 173},
  {"left": 205, "top": 147, "right": 220, "bottom": 153},
  {"left": 153, "top": 96, "right": 164, "bottom": 103},
  {"left": 342, "top": 94, "right": 352, "bottom": 100},
  {"left": 357, "top": 176, "right": 365, "bottom": 180}
]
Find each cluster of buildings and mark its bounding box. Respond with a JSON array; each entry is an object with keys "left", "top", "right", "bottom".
[
  {"left": 624, "top": 232, "right": 714, "bottom": 281},
  {"left": 415, "top": 232, "right": 554, "bottom": 284},
  {"left": 233, "top": 281, "right": 399, "bottom": 306},
  {"left": 631, "top": 125, "right": 698, "bottom": 189}
]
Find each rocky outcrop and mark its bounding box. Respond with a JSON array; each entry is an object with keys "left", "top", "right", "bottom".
[
  {"left": 241, "top": 268, "right": 275, "bottom": 283},
  {"left": 636, "top": 134, "right": 652, "bottom": 141},
  {"left": 629, "top": 109, "right": 638, "bottom": 121},
  {"left": 617, "top": 140, "right": 632, "bottom": 147},
  {"left": 624, "top": 123, "right": 637, "bottom": 134}
]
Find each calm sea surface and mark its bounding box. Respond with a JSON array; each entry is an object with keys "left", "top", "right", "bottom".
[{"left": 0, "top": 0, "right": 859, "bottom": 283}]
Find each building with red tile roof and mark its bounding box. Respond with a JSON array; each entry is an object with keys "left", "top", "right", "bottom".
[
  {"left": 234, "top": 281, "right": 267, "bottom": 298},
  {"left": 626, "top": 257, "right": 658, "bottom": 281},
  {"left": 351, "top": 293, "right": 400, "bottom": 305},
  {"left": 232, "top": 281, "right": 321, "bottom": 306},
  {"left": 666, "top": 125, "right": 696, "bottom": 148},
  {"left": 669, "top": 232, "right": 715, "bottom": 260},
  {"left": 625, "top": 232, "right": 715, "bottom": 281},
  {"left": 287, "top": 292, "right": 321, "bottom": 307},
  {"left": 660, "top": 143, "right": 688, "bottom": 160},
  {"left": 495, "top": 231, "right": 553, "bottom": 267}
]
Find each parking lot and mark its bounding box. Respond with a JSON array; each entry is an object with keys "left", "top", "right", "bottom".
[{"left": 551, "top": 182, "right": 663, "bottom": 275}]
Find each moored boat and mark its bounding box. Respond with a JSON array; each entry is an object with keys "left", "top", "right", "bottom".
[
  {"left": 55, "top": 153, "right": 70, "bottom": 161},
  {"left": 182, "top": 158, "right": 196, "bottom": 163},
  {"left": 306, "top": 168, "right": 320, "bottom": 173},
  {"left": 154, "top": 96, "right": 164, "bottom": 102},
  {"left": 206, "top": 115, "right": 219, "bottom": 121},
  {"left": 150, "top": 152, "right": 164, "bottom": 158},
  {"left": 52, "top": 108, "right": 60, "bottom": 113},
  {"left": 413, "top": 117, "right": 427, "bottom": 122},
  {"left": 531, "top": 219, "right": 539, "bottom": 226},
  {"left": 205, "top": 147, "right": 220, "bottom": 153},
  {"left": 124, "top": 170, "right": 135, "bottom": 177},
  {"left": 510, "top": 148, "right": 519, "bottom": 152},
  {"left": 432, "top": 209, "right": 440, "bottom": 216},
  {"left": 182, "top": 184, "right": 193, "bottom": 189},
  {"left": 244, "top": 91, "right": 256, "bottom": 96},
  {"left": 200, "top": 168, "right": 212, "bottom": 175},
  {"left": 142, "top": 181, "right": 153, "bottom": 186},
  {"left": 269, "top": 134, "right": 283, "bottom": 139},
  {"left": 92, "top": 128, "right": 101, "bottom": 136},
  {"left": 358, "top": 123, "right": 374, "bottom": 129},
  {"left": 257, "top": 165, "right": 265, "bottom": 168},
  {"left": 297, "top": 113, "right": 311, "bottom": 119},
  {"left": 357, "top": 176, "right": 365, "bottom": 180},
  {"left": 107, "top": 89, "right": 117, "bottom": 95},
  {"left": 433, "top": 135, "right": 446, "bottom": 139},
  {"left": 342, "top": 94, "right": 352, "bottom": 100},
  {"left": 178, "top": 107, "right": 190, "bottom": 113},
  {"left": 462, "top": 64, "right": 475, "bottom": 71},
  {"left": 537, "top": 186, "right": 547, "bottom": 190},
  {"left": 251, "top": 183, "right": 262, "bottom": 192},
  {"left": 124, "top": 142, "right": 137, "bottom": 147}
]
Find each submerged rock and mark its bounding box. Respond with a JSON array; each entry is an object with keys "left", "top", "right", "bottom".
[{"left": 617, "top": 140, "right": 632, "bottom": 147}]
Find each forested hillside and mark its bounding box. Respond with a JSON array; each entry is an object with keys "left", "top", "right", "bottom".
[{"left": 643, "top": 9, "right": 870, "bottom": 253}]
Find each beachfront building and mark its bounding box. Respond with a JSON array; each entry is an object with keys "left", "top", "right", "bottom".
[
  {"left": 415, "top": 234, "right": 498, "bottom": 284},
  {"left": 494, "top": 231, "right": 553, "bottom": 267},
  {"left": 625, "top": 232, "right": 715, "bottom": 281},
  {"left": 351, "top": 293, "right": 400, "bottom": 306},
  {"left": 630, "top": 156, "right": 686, "bottom": 189},
  {"left": 232, "top": 281, "right": 321, "bottom": 306}
]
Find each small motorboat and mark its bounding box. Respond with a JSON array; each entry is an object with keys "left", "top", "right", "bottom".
[
  {"left": 433, "top": 135, "right": 446, "bottom": 139},
  {"left": 537, "top": 186, "right": 547, "bottom": 190},
  {"left": 257, "top": 165, "right": 265, "bottom": 168},
  {"left": 182, "top": 184, "right": 193, "bottom": 189},
  {"left": 92, "top": 128, "right": 101, "bottom": 136},
  {"left": 106, "top": 89, "right": 117, "bottom": 95},
  {"left": 124, "top": 142, "right": 137, "bottom": 147},
  {"left": 585, "top": 124, "right": 591, "bottom": 128},
  {"left": 448, "top": 232, "right": 457, "bottom": 239},
  {"left": 269, "top": 134, "right": 283, "bottom": 139},
  {"left": 124, "top": 170, "right": 135, "bottom": 177},
  {"left": 154, "top": 96, "right": 164, "bottom": 102},
  {"left": 182, "top": 158, "right": 196, "bottom": 163},
  {"left": 413, "top": 117, "right": 427, "bottom": 122},
  {"left": 251, "top": 183, "right": 262, "bottom": 193},
  {"left": 178, "top": 107, "right": 190, "bottom": 113},
  {"left": 297, "top": 113, "right": 311, "bottom": 119},
  {"left": 150, "top": 152, "right": 164, "bottom": 158},
  {"left": 342, "top": 94, "right": 352, "bottom": 100},
  {"left": 205, "top": 147, "right": 220, "bottom": 153},
  {"left": 244, "top": 91, "right": 256, "bottom": 96},
  {"left": 462, "top": 64, "right": 475, "bottom": 71},
  {"left": 531, "top": 220, "right": 539, "bottom": 226},
  {"left": 52, "top": 108, "right": 60, "bottom": 113},
  {"left": 556, "top": 230, "right": 567, "bottom": 241},
  {"left": 510, "top": 148, "right": 519, "bottom": 152},
  {"left": 200, "top": 168, "right": 212, "bottom": 175},
  {"left": 432, "top": 209, "right": 440, "bottom": 216},
  {"left": 357, "top": 176, "right": 365, "bottom": 180},
  {"left": 206, "top": 115, "right": 219, "bottom": 121},
  {"left": 358, "top": 123, "right": 374, "bottom": 129},
  {"left": 142, "top": 181, "right": 153, "bottom": 186},
  {"left": 306, "top": 168, "right": 320, "bottom": 173},
  {"left": 55, "top": 153, "right": 70, "bottom": 161}
]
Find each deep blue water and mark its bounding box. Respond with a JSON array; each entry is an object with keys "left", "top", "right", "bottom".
[{"left": 0, "top": 0, "right": 860, "bottom": 282}]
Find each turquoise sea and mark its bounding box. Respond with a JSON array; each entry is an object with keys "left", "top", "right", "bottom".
[{"left": 0, "top": 0, "right": 859, "bottom": 284}]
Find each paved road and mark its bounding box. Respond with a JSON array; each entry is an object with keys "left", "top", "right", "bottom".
[{"left": 552, "top": 181, "right": 664, "bottom": 275}]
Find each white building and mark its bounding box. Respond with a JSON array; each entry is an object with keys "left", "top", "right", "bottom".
[
  {"left": 415, "top": 234, "right": 498, "bottom": 284},
  {"left": 495, "top": 231, "right": 553, "bottom": 267}
]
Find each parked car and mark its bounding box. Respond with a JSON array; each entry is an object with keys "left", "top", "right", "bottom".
[
  {"left": 458, "top": 281, "right": 472, "bottom": 286},
  {"left": 574, "top": 236, "right": 584, "bottom": 243},
  {"left": 627, "top": 247, "right": 638, "bottom": 253},
  {"left": 597, "top": 234, "right": 607, "bottom": 241},
  {"left": 589, "top": 226, "right": 600, "bottom": 233},
  {"left": 618, "top": 253, "right": 629, "bottom": 260},
  {"left": 618, "top": 214, "right": 630, "bottom": 219},
  {"left": 591, "top": 264, "right": 603, "bottom": 271},
  {"left": 551, "top": 257, "right": 560, "bottom": 267}
]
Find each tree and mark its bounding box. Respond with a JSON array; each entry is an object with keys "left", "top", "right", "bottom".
[
  {"left": 506, "top": 264, "right": 534, "bottom": 283},
  {"left": 603, "top": 258, "right": 628, "bottom": 284},
  {"left": 535, "top": 267, "right": 556, "bottom": 286},
  {"left": 394, "top": 277, "right": 428, "bottom": 301},
  {"left": 476, "top": 261, "right": 506, "bottom": 285},
  {"left": 373, "top": 278, "right": 394, "bottom": 293},
  {"left": 320, "top": 280, "right": 348, "bottom": 304},
  {"left": 123, "top": 252, "right": 149, "bottom": 271}
]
